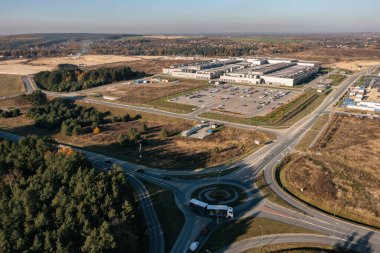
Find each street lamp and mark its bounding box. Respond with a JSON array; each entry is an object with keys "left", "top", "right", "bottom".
[
  {"left": 259, "top": 225, "right": 263, "bottom": 252},
  {"left": 217, "top": 169, "right": 221, "bottom": 184}
]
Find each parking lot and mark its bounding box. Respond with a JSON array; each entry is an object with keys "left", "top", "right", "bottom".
[{"left": 172, "top": 84, "right": 302, "bottom": 118}]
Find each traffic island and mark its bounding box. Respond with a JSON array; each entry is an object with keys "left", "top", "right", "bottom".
[{"left": 191, "top": 184, "right": 247, "bottom": 207}]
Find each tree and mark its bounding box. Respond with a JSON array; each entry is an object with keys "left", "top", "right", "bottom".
[
  {"left": 122, "top": 114, "right": 130, "bottom": 122},
  {"left": 159, "top": 129, "right": 169, "bottom": 140},
  {"left": 93, "top": 126, "right": 101, "bottom": 134},
  {"left": 0, "top": 136, "right": 139, "bottom": 252},
  {"left": 141, "top": 124, "right": 148, "bottom": 133},
  {"left": 26, "top": 90, "right": 47, "bottom": 106}
]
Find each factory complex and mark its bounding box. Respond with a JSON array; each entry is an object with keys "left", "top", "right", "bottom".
[{"left": 163, "top": 58, "right": 320, "bottom": 86}]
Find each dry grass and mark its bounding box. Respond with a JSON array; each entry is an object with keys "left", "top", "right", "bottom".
[
  {"left": 281, "top": 115, "right": 380, "bottom": 228},
  {"left": 0, "top": 99, "right": 274, "bottom": 170},
  {"left": 0, "top": 74, "right": 24, "bottom": 96},
  {"left": 77, "top": 122, "right": 272, "bottom": 170}
]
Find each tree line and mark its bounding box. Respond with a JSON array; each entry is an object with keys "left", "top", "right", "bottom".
[
  {"left": 0, "top": 135, "right": 143, "bottom": 252},
  {"left": 0, "top": 108, "right": 20, "bottom": 118},
  {"left": 34, "top": 65, "right": 144, "bottom": 92}
]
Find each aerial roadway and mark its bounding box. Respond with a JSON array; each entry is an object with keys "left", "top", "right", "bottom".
[{"left": 0, "top": 65, "right": 378, "bottom": 253}]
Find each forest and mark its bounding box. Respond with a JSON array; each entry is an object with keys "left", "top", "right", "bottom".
[
  {"left": 27, "top": 99, "right": 108, "bottom": 136},
  {"left": 0, "top": 135, "right": 144, "bottom": 252},
  {"left": 34, "top": 66, "right": 144, "bottom": 92}
]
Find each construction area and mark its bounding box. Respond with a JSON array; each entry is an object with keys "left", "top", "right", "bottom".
[
  {"left": 163, "top": 58, "right": 320, "bottom": 86},
  {"left": 174, "top": 84, "right": 301, "bottom": 118},
  {"left": 342, "top": 76, "right": 380, "bottom": 112}
]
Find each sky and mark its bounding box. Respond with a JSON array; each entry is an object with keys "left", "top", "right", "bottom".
[{"left": 1, "top": 0, "right": 380, "bottom": 35}]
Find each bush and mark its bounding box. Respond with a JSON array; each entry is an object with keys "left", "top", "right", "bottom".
[
  {"left": 0, "top": 108, "right": 21, "bottom": 118},
  {"left": 122, "top": 114, "right": 131, "bottom": 122},
  {"left": 211, "top": 147, "right": 221, "bottom": 155},
  {"left": 159, "top": 129, "right": 169, "bottom": 140}
]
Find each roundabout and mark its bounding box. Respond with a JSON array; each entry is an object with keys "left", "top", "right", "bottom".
[{"left": 191, "top": 184, "right": 247, "bottom": 207}]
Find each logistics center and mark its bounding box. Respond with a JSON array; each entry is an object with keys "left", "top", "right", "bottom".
[{"left": 163, "top": 58, "right": 320, "bottom": 86}]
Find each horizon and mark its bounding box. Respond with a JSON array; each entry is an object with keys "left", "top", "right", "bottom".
[{"left": 1, "top": 0, "right": 380, "bottom": 35}]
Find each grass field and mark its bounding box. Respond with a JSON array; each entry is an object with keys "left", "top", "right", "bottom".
[
  {"left": 328, "top": 74, "right": 346, "bottom": 86},
  {"left": 200, "top": 92, "right": 325, "bottom": 127},
  {"left": 0, "top": 74, "right": 24, "bottom": 96},
  {"left": 280, "top": 115, "right": 380, "bottom": 228},
  {"left": 142, "top": 181, "right": 184, "bottom": 253},
  {"left": 202, "top": 217, "right": 320, "bottom": 252}
]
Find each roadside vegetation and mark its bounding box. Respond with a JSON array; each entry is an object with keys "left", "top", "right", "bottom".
[
  {"left": 0, "top": 74, "right": 24, "bottom": 96},
  {"left": 142, "top": 181, "right": 184, "bottom": 253},
  {"left": 279, "top": 115, "right": 380, "bottom": 228},
  {"left": 0, "top": 135, "right": 145, "bottom": 252},
  {"left": 202, "top": 217, "right": 320, "bottom": 252},
  {"left": 201, "top": 92, "right": 325, "bottom": 127},
  {"left": 34, "top": 65, "right": 143, "bottom": 92}
]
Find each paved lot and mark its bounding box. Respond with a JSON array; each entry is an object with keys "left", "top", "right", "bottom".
[{"left": 173, "top": 84, "right": 302, "bottom": 118}]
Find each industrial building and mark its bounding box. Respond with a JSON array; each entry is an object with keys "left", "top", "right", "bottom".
[{"left": 163, "top": 58, "right": 319, "bottom": 86}]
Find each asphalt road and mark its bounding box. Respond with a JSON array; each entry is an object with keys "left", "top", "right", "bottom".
[
  {"left": 216, "top": 233, "right": 373, "bottom": 253},
  {"left": 7, "top": 67, "right": 379, "bottom": 253}
]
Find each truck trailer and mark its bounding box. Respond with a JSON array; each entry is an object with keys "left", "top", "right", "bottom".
[{"left": 189, "top": 199, "right": 234, "bottom": 219}]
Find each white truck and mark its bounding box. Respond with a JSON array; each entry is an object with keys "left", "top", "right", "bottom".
[{"left": 189, "top": 199, "right": 234, "bottom": 219}]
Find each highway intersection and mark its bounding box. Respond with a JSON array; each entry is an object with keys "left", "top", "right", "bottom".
[{"left": 1, "top": 67, "right": 379, "bottom": 253}]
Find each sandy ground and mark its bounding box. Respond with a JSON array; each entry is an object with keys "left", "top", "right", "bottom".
[
  {"left": 328, "top": 60, "right": 380, "bottom": 71},
  {"left": 0, "top": 55, "right": 198, "bottom": 75},
  {"left": 0, "top": 59, "right": 51, "bottom": 75}
]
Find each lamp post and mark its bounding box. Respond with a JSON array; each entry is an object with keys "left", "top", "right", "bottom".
[{"left": 259, "top": 225, "right": 263, "bottom": 252}]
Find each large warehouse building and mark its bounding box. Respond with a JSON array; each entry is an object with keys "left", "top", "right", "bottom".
[{"left": 163, "top": 58, "right": 319, "bottom": 86}]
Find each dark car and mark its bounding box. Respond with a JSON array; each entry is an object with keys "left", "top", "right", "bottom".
[
  {"left": 136, "top": 168, "right": 145, "bottom": 173},
  {"left": 162, "top": 175, "right": 171, "bottom": 180},
  {"left": 201, "top": 226, "right": 209, "bottom": 236}
]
